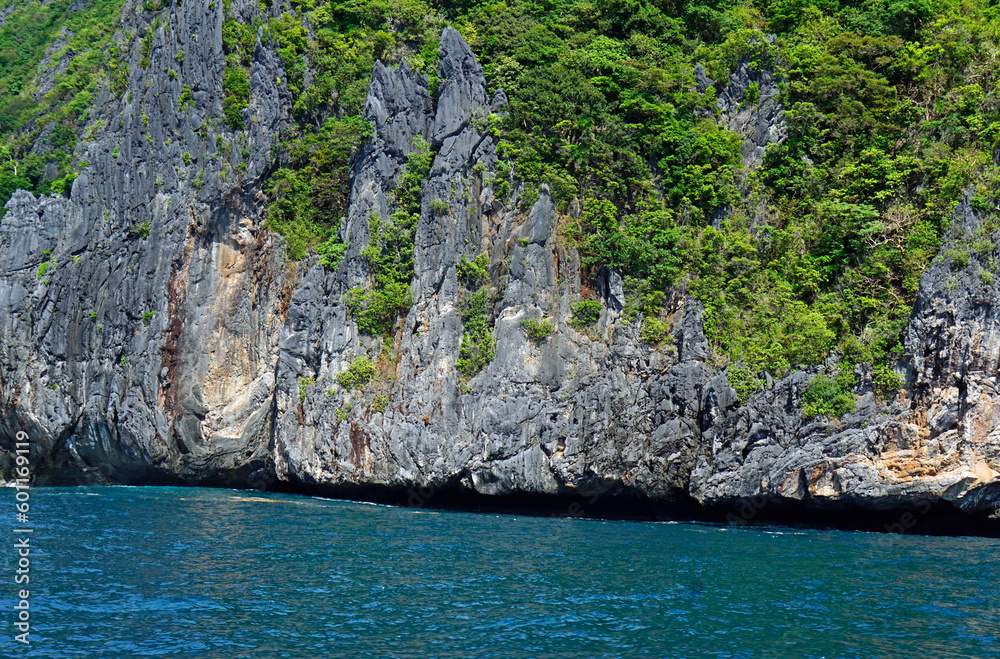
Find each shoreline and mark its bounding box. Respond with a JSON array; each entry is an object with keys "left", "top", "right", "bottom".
[{"left": 17, "top": 479, "right": 1000, "bottom": 539}]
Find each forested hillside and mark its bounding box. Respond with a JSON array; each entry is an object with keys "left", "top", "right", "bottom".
[
  {"left": 2, "top": 0, "right": 1000, "bottom": 403},
  {"left": 0, "top": 0, "right": 124, "bottom": 199}
]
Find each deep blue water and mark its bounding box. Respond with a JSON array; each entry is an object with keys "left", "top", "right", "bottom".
[{"left": 2, "top": 486, "right": 999, "bottom": 658}]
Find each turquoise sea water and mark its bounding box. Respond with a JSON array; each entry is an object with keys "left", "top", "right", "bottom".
[{"left": 2, "top": 486, "right": 999, "bottom": 658}]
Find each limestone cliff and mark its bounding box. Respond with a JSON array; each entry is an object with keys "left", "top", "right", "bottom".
[{"left": 1, "top": 1, "right": 999, "bottom": 534}]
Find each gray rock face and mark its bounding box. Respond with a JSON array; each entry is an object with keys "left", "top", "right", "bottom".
[
  {"left": 0, "top": 0, "right": 288, "bottom": 485},
  {"left": 32, "top": 27, "right": 76, "bottom": 102},
  {"left": 900, "top": 194, "right": 1000, "bottom": 515},
  {"left": 0, "top": 14, "right": 998, "bottom": 531}
]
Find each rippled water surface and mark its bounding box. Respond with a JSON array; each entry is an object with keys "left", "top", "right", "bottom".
[{"left": 2, "top": 486, "right": 999, "bottom": 657}]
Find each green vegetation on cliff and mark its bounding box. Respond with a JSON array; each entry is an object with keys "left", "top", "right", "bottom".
[
  {"left": 221, "top": 13, "right": 258, "bottom": 129},
  {"left": 265, "top": 115, "right": 372, "bottom": 261},
  {"left": 444, "top": 0, "right": 1000, "bottom": 391},
  {"left": 255, "top": 0, "right": 1000, "bottom": 385},
  {"left": 457, "top": 254, "right": 495, "bottom": 378},
  {"left": 262, "top": 0, "right": 442, "bottom": 293},
  {"left": 452, "top": 0, "right": 999, "bottom": 389},
  {"left": 345, "top": 135, "right": 431, "bottom": 337}
]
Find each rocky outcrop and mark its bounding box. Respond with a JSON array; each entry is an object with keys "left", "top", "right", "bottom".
[
  {"left": 716, "top": 60, "right": 786, "bottom": 168},
  {"left": 901, "top": 195, "right": 1000, "bottom": 517},
  {"left": 687, "top": 195, "right": 1000, "bottom": 528},
  {"left": 695, "top": 40, "right": 787, "bottom": 169},
  {"left": 270, "top": 26, "right": 711, "bottom": 504},
  {"left": 1, "top": 10, "right": 999, "bottom": 534}
]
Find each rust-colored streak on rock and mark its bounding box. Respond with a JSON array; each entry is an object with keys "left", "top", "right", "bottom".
[
  {"left": 277, "top": 260, "right": 299, "bottom": 321},
  {"left": 809, "top": 464, "right": 825, "bottom": 486},
  {"left": 349, "top": 422, "right": 369, "bottom": 470},
  {"left": 159, "top": 223, "right": 196, "bottom": 421}
]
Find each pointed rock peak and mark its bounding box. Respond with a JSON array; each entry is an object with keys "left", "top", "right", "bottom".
[
  {"left": 693, "top": 64, "right": 716, "bottom": 95},
  {"left": 491, "top": 88, "right": 508, "bottom": 112},
  {"left": 433, "top": 27, "right": 490, "bottom": 146},
  {"left": 676, "top": 298, "right": 709, "bottom": 362},
  {"left": 363, "top": 56, "right": 434, "bottom": 138},
  {"left": 437, "top": 26, "right": 480, "bottom": 79},
  {"left": 523, "top": 185, "right": 555, "bottom": 245}
]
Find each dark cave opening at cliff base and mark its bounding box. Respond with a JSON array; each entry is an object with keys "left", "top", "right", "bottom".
[
  {"left": 253, "top": 477, "right": 1000, "bottom": 539},
  {"left": 20, "top": 463, "right": 1000, "bottom": 537}
]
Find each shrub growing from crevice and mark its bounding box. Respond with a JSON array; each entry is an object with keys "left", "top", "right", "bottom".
[
  {"left": 727, "top": 363, "right": 765, "bottom": 401},
  {"left": 639, "top": 318, "right": 671, "bottom": 345},
  {"left": 336, "top": 356, "right": 376, "bottom": 390},
  {"left": 298, "top": 376, "right": 315, "bottom": 403},
  {"left": 571, "top": 300, "right": 602, "bottom": 327},
  {"left": 801, "top": 370, "right": 856, "bottom": 419},
  {"left": 222, "top": 67, "right": 249, "bottom": 128},
  {"left": 457, "top": 253, "right": 488, "bottom": 287},
  {"left": 521, "top": 317, "right": 554, "bottom": 344},
  {"left": 346, "top": 212, "right": 417, "bottom": 336},
  {"left": 221, "top": 15, "right": 256, "bottom": 128},
  {"left": 457, "top": 287, "right": 495, "bottom": 378},
  {"left": 346, "top": 136, "right": 431, "bottom": 337}
]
